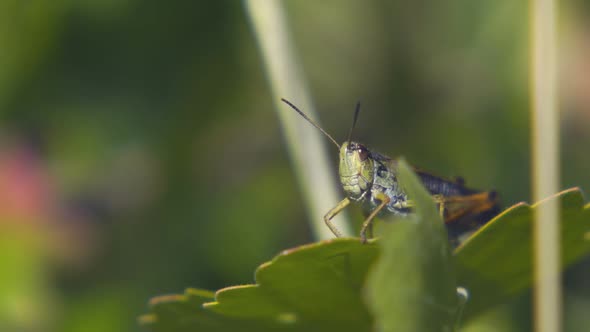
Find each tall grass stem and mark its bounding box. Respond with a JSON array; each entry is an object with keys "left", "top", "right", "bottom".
[
  {"left": 244, "top": 0, "right": 352, "bottom": 240},
  {"left": 531, "top": 0, "right": 561, "bottom": 330}
]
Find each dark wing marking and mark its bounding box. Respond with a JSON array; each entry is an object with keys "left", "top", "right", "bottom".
[{"left": 415, "top": 170, "right": 477, "bottom": 197}]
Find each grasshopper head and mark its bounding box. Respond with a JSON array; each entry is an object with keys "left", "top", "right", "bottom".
[
  {"left": 339, "top": 141, "right": 374, "bottom": 200},
  {"left": 280, "top": 99, "right": 372, "bottom": 200}
]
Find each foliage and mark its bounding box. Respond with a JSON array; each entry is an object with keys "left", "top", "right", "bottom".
[
  {"left": 1, "top": 2, "right": 589, "bottom": 332},
  {"left": 140, "top": 165, "right": 590, "bottom": 332}
]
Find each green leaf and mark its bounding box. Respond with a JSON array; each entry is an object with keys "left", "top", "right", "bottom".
[
  {"left": 454, "top": 187, "right": 590, "bottom": 320},
  {"left": 140, "top": 240, "right": 379, "bottom": 332},
  {"left": 140, "top": 188, "right": 590, "bottom": 332},
  {"left": 365, "top": 159, "right": 460, "bottom": 332}
]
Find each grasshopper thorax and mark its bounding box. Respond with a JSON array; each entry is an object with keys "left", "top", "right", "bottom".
[{"left": 339, "top": 141, "right": 374, "bottom": 201}]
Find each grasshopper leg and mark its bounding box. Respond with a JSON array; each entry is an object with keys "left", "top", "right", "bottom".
[
  {"left": 360, "top": 193, "right": 390, "bottom": 244},
  {"left": 324, "top": 198, "right": 351, "bottom": 238},
  {"left": 432, "top": 192, "right": 497, "bottom": 223},
  {"left": 432, "top": 194, "right": 446, "bottom": 217}
]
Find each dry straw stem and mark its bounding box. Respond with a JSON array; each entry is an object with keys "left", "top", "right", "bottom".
[
  {"left": 244, "top": 0, "right": 352, "bottom": 240},
  {"left": 531, "top": 0, "right": 561, "bottom": 331}
]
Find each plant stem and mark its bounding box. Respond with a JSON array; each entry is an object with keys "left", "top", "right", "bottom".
[
  {"left": 531, "top": 0, "right": 561, "bottom": 331},
  {"left": 244, "top": 0, "right": 352, "bottom": 240}
]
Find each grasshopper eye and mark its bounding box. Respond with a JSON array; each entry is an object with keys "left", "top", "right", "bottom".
[{"left": 357, "top": 146, "right": 369, "bottom": 161}]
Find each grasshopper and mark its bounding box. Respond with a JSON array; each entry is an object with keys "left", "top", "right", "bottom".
[{"left": 281, "top": 98, "right": 499, "bottom": 245}]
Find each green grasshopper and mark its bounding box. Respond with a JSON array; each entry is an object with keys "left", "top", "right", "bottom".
[{"left": 281, "top": 98, "right": 499, "bottom": 245}]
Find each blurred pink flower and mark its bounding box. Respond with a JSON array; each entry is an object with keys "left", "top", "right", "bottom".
[{"left": 0, "top": 143, "right": 55, "bottom": 223}]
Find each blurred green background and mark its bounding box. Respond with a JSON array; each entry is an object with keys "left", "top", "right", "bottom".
[{"left": 0, "top": 1, "right": 589, "bottom": 331}]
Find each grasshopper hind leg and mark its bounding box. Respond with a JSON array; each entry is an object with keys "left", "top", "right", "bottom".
[{"left": 435, "top": 191, "right": 501, "bottom": 247}]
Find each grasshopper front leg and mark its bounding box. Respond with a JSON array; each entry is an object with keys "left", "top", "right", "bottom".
[
  {"left": 324, "top": 198, "right": 351, "bottom": 238},
  {"left": 360, "top": 192, "right": 391, "bottom": 244}
]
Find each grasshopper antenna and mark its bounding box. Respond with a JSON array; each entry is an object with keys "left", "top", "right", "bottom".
[
  {"left": 281, "top": 98, "right": 340, "bottom": 149},
  {"left": 346, "top": 101, "right": 361, "bottom": 148}
]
